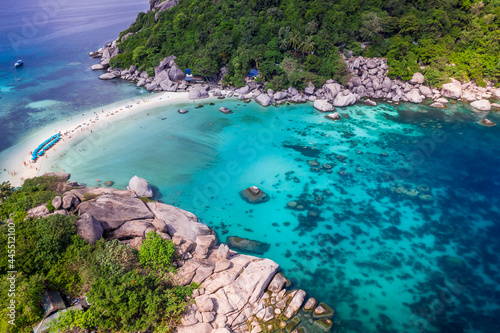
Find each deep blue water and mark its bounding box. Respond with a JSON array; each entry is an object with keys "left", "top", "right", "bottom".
[
  {"left": 1, "top": 1, "right": 500, "bottom": 333},
  {"left": 0, "top": 0, "right": 149, "bottom": 152}
]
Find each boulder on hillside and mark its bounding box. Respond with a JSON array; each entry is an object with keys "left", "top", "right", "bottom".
[
  {"left": 146, "top": 202, "right": 212, "bottom": 242},
  {"left": 168, "top": 64, "right": 185, "bottom": 81},
  {"left": 274, "top": 91, "right": 288, "bottom": 100},
  {"left": 42, "top": 172, "right": 71, "bottom": 181},
  {"left": 313, "top": 99, "right": 334, "bottom": 112},
  {"left": 233, "top": 258, "right": 279, "bottom": 304},
  {"left": 323, "top": 83, "right": 342, "bottom": 101},
  {"left": 127, "top": 175, "right": 154, "bottom": 198},
  {"left": 255, "top": 94, "right": 272, "bottom": 107},
  {"left": 236, "top": 85, "right": 251, "bottom": 95},
  {"left": 188, "top": 86, "right": 209, "bottom": 100},
  {"left": 411, "top": 72, "right": 425, "bottom": 84},
  {"left": 76, "top": 213, "right": 103, "bottom": 243},
  {"left": 406, "top": 89, "right": 424, "bottom": 103},
  {"left": 441, "top": 81, "right": 463, "bottom": 100},
  {"left": 470, "top": 99, "right": 491, "bottom": 111},
  {"left": 419, "top": 85, "right": 433, "bottom": 97},
  {"left": 78, "top": 195, "right": 154, "bottom": 231},
  {"left": 304, "top": 83, "right": 315, "bottom": 95},
  {"left": 108, "top": 219, "right": 154, "bottom": 239},
  {"left": 332, "top": 91, "right": 356, "bottom": 107}
]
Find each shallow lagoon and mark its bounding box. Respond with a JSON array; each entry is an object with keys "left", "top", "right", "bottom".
[{"left": 41, "top": 99, "right": 500, "bottom": 332}]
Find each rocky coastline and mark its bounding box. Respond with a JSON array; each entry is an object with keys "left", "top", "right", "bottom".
[
  {"left": 90, "top": 40, "right": 500, "bottom": 123},
  {"left": 29, "top": 173, "right": 336, "bottom": 333}
]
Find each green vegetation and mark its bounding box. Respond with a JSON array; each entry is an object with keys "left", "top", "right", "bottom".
[
  {"left": 111, "top": 0, "right": 500, "bottom": 88},
  {"left": 139, "top": 231, "right": 177, "bottom": 274},
  {"left": 0, "top": 177, "right": 195, "bottom": 333}
]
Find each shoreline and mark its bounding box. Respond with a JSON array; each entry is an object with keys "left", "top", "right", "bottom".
[{"left": 0, "top": 91, "right": 224, "bottom": 187}]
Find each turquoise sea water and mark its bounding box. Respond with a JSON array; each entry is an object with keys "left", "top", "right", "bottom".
[{"left": 40, "top": 98, "right": 500, "bottom": 332}]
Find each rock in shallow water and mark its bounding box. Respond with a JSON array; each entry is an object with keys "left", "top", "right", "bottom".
[
  {"left": 480, "top": 118, "right": 496, "bottom": 127},
  {"left": 240, "top": 186, "right": 269, "bottom": 204},
  {"left": 226, "top": 236, "right": 270, "bottom": 254},
  {"left": 127, "top": 175, "right": 154, "bottom": 198}
]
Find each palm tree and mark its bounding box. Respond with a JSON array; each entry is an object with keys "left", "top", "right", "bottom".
[
  {"left": 287, "top": 30, "right": 302, "bottom": 56},
  {"left": 300, "top": 36, "right": 316, "bottom": 56}
]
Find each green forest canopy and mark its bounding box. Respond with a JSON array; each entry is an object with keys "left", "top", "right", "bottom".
[{"left": 110, "top": 0, "right": 500, "bottom": 89}]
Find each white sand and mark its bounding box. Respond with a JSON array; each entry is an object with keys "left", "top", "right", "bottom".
[{"left": 0, "top": 91, "right": 221, "bottom": 187}]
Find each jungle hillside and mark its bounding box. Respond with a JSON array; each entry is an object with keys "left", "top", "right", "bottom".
[{"left": 110, "top": 0, "right": 500, "bottom": 89}]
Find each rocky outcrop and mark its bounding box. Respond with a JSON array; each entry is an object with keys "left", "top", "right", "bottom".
[
  {"left": 78, "top": 195, "right": 154, "bottom": 231},
  {"left": 146, "top": 202, "right": 212, "bottom": 242},
  {"left": 127, "top": 175, "right": 154, "bottom": 197},
  {"left": 76, "top": 213, "right": 103, "bottom": 243}
]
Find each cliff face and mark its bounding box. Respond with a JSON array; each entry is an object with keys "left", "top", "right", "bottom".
[{"left": 31, "top": 173, "right": 336, "bottom": 333}]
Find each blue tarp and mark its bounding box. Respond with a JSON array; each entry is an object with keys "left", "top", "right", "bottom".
[{"left": 248, "top": 69, "right": 258, "bottom": 77}]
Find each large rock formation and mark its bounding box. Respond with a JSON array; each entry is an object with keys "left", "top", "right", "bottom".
[
  {"left": 333, "top": 91, "right": 356, "bottom": 107},
  {"left": 470, "top": 99, "right": 491, "bottom": 111},
  {"left": 127, "top": 175, "right": 154, "bottom": 197},
  {"left": 76, "top": 213, "right": 103, "bottom": 243},
  {"left": 146, "top": 202, "right": 212, "bottom": 242},
  {"left": 78, "top": 195, "right": 154, "bottom": 231},
  {"left": 254, "top": 94, "right": 272, "bottom": 107},
  {"left": 188, "top": 86, "right": 209, "bottom": 100},
  {"left": 441, "top": 80, "right": 463, "bottom": 100},
  {"left": 313, "top": 99, "right": 334, "bottom": 112}
]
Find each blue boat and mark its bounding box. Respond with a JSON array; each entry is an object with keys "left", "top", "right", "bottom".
[{"left": 15, "top": 60, "right": 23, "bottom": 68}]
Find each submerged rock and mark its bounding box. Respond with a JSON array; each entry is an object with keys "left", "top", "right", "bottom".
[
  {"left": 219, "top": 107, "right": 232, "bottom": 114},
  {"left": 480, "top": 119, "right": 497, "bottom": 127},
  {"left": 325, "top": 112, "right": 341, "bottom": 121},
  {"left": 240, "top": 186, "right": 269, "bottom": 204},
  {"left": 226, "top": 236, "right": 271, "bottom": 254},
  {"left": 364, "top": 99, "right": 377, "bottom": 106}
]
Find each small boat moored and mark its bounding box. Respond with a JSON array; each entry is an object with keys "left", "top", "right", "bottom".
[{"left": 14, "top": 60, "right": 23, "bottom": 68}]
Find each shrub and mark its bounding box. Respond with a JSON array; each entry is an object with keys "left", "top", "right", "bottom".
[{"left": 139, "top": 232, "right": 176, "bottom": 274}]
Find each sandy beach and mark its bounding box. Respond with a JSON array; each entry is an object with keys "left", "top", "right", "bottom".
[{"left": 0, "top": 90, "right": 221, "bottom": 187}]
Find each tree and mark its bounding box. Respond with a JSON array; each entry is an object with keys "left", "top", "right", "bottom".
[
  {"left": 300, "top": 36, "right": 316, "bottom": 55},
  {"left": 286, "top": 30, "right": 302, "bottom": 56}
]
